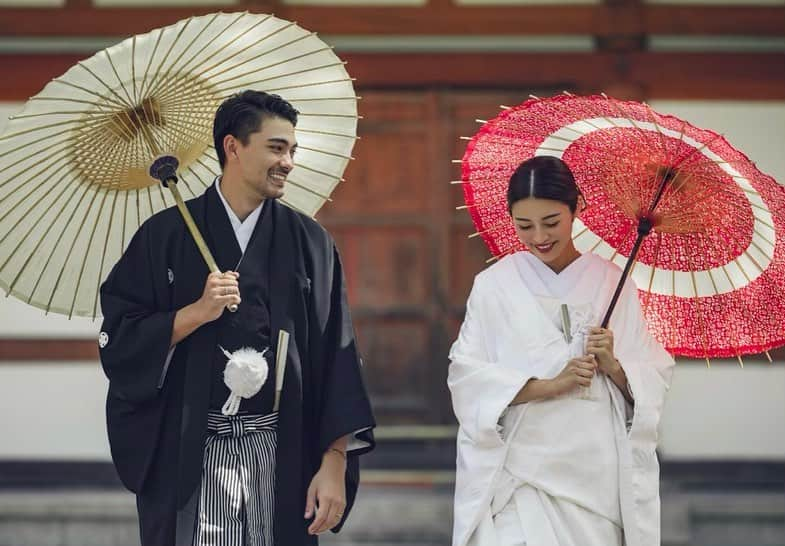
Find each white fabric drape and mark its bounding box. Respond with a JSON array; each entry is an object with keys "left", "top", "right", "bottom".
[{"left": 448, "top": 252, "right": 674, "bottom": 546}]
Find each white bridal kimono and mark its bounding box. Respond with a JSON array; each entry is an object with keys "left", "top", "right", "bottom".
[{"left": 448, "top": 252, "right": 674, "bottom": 546}]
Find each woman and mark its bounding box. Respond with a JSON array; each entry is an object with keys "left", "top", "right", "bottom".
[{"left": 448, "top": 156, "right": 674, "bottom": 546}]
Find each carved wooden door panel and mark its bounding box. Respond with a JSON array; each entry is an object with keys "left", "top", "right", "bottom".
[{"left": 317, "top": 89, "right": 551, "bottom": 427}]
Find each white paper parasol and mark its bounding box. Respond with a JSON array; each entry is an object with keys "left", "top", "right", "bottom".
[{"left": 0, "top": 11, "right": 358, "bottom": 318}]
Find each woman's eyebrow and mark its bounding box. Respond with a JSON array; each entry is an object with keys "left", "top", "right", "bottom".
[{"left": 513, "top": 212, "right": 561, "bottom": 222}]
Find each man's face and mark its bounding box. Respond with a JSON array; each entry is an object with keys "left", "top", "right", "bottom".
[{"left": 229, "top": 116, "right": 297, "bottom": 200}]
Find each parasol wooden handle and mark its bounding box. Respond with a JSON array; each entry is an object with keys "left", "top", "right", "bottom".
[
  {"left": 167, "top": 182, "right": 239, "bottom": 313},
  {"left": 149, "top": 155, "right": 238, "bottom": 312}
]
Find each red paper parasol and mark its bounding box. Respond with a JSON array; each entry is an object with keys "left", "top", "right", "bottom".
[{"left": 459, "top": 93, "right": 785, "bottom": 360}]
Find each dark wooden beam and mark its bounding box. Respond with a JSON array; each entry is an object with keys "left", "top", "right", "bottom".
[
  {"left": 596, "top": 0, "right": 646, "bottom": 101},
  {"left": 0, "top": 5, "right": 591, "bottom": 37},
  {"left": 646, "top": 5, "right": 785, "bottom": 36},
  {"left": 628, "top": 52, "right": 785, "bottom": 100},
  {"left": 0, "top": 54, "right": 84, "bottom": 101},
  {"left": 597, "top": 0, "right": 645, "bottom": 52},
  {"left": 0, "top": 5, "right": 782, "bottom": 37},
  {"left": 346, "top": 53, "right": 615, "bottom": 90},
  {"left": 0, "top": 339, "right": 98, "bottom": 361},
  {"left": 1, "top": 52, "right": 783, "bottom": 102}
]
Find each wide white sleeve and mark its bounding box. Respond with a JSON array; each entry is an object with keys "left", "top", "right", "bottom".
[
  {"left": 448, "top": 276, "right": 534, "bottom": 448},
  {"left": 626, "top": 285, "right": 673, "bottom": 401},
  {"left": 613, "top": 281, "right": 675, "bottom": 449}
]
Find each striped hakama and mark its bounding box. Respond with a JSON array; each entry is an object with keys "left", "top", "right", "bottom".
[{"left": 193, "top": 412, "right": 278, "bottom": 546}]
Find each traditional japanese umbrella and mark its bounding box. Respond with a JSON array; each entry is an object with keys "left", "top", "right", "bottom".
[
  {"left": 458, "top": 93, "right": 785, "bottom": 362},
  {"left": 0, "top": 11, "right": 358, "bottom": 319}
]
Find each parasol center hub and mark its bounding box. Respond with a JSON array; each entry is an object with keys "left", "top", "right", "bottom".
[
  {"left": 110, "top": 97, "right": 165, "bottom": 143},
  {"left": 656, "top": 165, "right": 677, "bottom": 185},
  {"left": 68, "top": 73, "right": 219, "bottom": 192},
  {"left": 637, "top": 216, "right": 654, "bottom": 236},
  {"left": 149, "top": 155, "right": 180, "bottom": 187}
]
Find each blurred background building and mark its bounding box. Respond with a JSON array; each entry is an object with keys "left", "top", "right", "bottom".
[{"left": 0, "top": 0, "right": 783, "bottom": 545}]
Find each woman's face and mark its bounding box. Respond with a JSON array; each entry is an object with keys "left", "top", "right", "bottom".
[{"left": 510, "top": 197, "right": 579, "bottom": 272}]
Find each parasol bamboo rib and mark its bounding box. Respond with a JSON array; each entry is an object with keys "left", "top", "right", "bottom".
[
  {"left": 142, "top": 14, "right": 227, "bottom": 99},
  {"left": 197, "top": 34, "right": 324, "bottom": 84},
  {"left": 143, "top": 13, "right": 244, "bottom": 98},
  {"left": 45, "top": 185, "right": 102, "bottom": 314},
  {"left": 69, "top": 188, "right": 112, "bottom": 318},
  {"left": 294, "top": 163, "right": 344, "bottom": 181},
  {"left": 93, "top": 189, "right": 120, "bottom": 317},
  {"left": 185, "top": 17, "right": 293, "bottom": 83},
  {"left": 0, "top": 164, "right": 80, "bottom": 276}
]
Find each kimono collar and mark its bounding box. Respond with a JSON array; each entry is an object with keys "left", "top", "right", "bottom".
[
  {"left": 214, "top": 177, "right": 266, "bottom": 253},
  {"left": 519, "top": 251, "right": 594, "bottom": 300}
]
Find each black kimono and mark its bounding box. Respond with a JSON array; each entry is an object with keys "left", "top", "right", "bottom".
[{"left": 98, "top": 184, "right": 376, "bottom": 546}]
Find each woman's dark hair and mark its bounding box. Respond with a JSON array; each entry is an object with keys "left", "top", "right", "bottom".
[
  {"left": 213, "top": 90, "right": 299, "bottom": 169},
  {"left": 507, "top": 156, "right": 581, "bottom": 213}
]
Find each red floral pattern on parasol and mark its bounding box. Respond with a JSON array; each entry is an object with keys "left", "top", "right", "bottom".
[{"left": 461, "top": 94, "right": 785, "bottom": 359}]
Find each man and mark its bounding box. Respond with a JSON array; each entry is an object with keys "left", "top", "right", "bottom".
[{"left": 99, "top": 90, "right": 375, "bottom": 546}]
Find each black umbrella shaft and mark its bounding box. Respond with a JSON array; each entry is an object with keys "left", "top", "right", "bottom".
[
  {"left": 601, "top": 168, "right": 674, "bottom": 328},
  {"left": 600, "top": 231, "right": 647, "bottom": 328},
  {"left": 600, "top": 168, "right": 671, "bottom": 328}
]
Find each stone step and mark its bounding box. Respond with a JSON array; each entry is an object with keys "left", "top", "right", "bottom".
[
  {"left": 0, "top": 491, "right": 137, "bottom": 546},
  {"left": 0, "top": 486, "right": 782, "bottom": 546},
  {"left": 662, "top": 491, "right": 785, "bottom": 546}
]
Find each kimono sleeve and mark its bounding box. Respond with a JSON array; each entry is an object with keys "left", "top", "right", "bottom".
[
  {"left": 98, "top": 221, "right": 177, "bottom": 403},
  {"left": 311, "top": 243, "right": 375, "bottom": 535},
  {"left": 612, "top": 280, "right": 675, "bottom": 456},
  {"left": 316, "top": 244, "right": 376, "bottom": 456},
  {"left": 615, "top": 281, "right": 674, "bottom": 412},
  {"left": 448, "top": 274, "right": 534, "bottom": 448}
]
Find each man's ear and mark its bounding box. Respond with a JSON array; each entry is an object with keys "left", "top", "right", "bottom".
[{"left": 223, "top": 134, "right": 237, "bottom": 160}]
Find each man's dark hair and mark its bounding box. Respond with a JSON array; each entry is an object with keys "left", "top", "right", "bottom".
[
  {"left": 212, "top": 90, "right": 299, "bottom": 169},
  {"left": 507, "top": 155, "right": 581, "bottom": 213}
]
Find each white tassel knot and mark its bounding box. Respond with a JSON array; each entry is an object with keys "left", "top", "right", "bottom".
[{"left": 219, "top": 346, "right": 270, "bottom": 416}]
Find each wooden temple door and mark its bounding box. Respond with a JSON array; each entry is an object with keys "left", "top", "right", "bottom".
[{"left": 317, "top": 89, "right": 546, "bottom": 434}]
